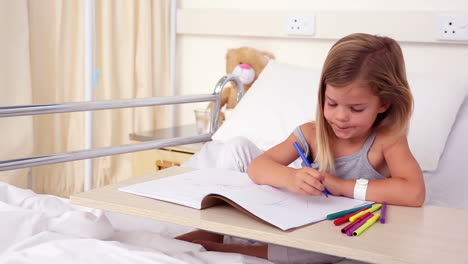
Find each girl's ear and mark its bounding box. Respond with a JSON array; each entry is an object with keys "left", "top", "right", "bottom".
[{"left": 378, "top": 101, "right": 391, "bottom": 113}]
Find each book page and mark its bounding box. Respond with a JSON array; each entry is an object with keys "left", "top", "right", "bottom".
[{"left": 119, "top": 168, "right": 372, "bottom": 230}]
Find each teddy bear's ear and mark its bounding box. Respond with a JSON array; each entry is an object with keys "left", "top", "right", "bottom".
[
  {"left": 262, "top": 51, "right": 275, "bottom": 60},
  {"left": 226, "top": 48, "right": 235, "bottom": 60}
]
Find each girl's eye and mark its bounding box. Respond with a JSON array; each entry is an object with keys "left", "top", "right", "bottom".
[
  {"left": 327, "top": 102, "right": 337, "bottom": 107},
  {"left": 351, "top": 108, "right": 364, "bottom": 113}
]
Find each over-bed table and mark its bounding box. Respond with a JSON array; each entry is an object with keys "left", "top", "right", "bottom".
[{"left": 71, "top": 166, "right": 468, "bottom": 264}]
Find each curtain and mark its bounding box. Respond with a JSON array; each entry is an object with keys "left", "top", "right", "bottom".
[
  {"left": 0, "top": 0, "right": 33, "bottom": 188},
  {"left": 0, "top": 0, "right": 171, "bottom": 196},
  {"left": 93, "top": 0, "right": 172, "bottom": 187},
  {"left": 28, "top": 0, "right": 85, "bottom": 197}
]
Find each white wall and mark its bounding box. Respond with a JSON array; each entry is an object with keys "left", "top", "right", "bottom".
[
  {"left": 178, "top": 0, "right": 468, "bottom": 10},
  {"left": 174, "top": 0, "right": 468, "bottom": 125}
]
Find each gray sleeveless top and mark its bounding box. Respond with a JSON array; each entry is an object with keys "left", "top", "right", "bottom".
[{"left": 293, "top": 126, "right": 386, "bottom": 180}]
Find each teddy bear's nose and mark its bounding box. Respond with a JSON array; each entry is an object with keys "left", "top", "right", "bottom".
[{"left": 239, "top": 63, "right": 252, "bottom": 70}]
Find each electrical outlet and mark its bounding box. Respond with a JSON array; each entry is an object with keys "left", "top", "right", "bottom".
[
  {"left": 436, "top": 14, "right": 468, "bottom": 41},
  {"left": 286, "top": 13, "right": 315, "bottom": 36}
]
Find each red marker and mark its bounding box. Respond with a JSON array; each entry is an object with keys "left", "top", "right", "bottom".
[
  {"left": 341, "top": 212, "right": 372, "bottom": 234},
  {"left": 334, "top": 207, "right": 370, "bottom": 226}
]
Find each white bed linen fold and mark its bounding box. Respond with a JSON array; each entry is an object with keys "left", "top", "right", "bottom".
[{"left": 0, "top": 182, "right": 271, "bottom": 264}]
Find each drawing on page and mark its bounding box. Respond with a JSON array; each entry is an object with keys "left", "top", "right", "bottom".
[
  {"left": 262, "top": 197, "right": 290, "bottom": 206},
  {"left": 179, "top": 177, "right": 212, "bottom": 189},
  {"left": 247, "top": 185, "right": 292, "bottom": 207},
  {"left": 215, "top": 183, "right": 250, "bottom": 192}
]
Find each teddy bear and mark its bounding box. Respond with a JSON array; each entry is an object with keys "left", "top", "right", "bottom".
[{"left": 208, "top": 46, "right": 275, "bottom": 122}]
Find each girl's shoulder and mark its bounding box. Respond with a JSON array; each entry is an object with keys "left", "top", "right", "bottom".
[
  {"left": 375, "top": 127, "right": 408, "bottom": 152},
  {"left": 298, "top": 121, "right": 317, "bottom": 147},
  {"left": 299, "top": 121, "right": 316, "bottom": 137}
]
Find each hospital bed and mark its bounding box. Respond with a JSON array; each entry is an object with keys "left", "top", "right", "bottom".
[{"left": 1, "top": 57, "right": 468, "bottom": 263}]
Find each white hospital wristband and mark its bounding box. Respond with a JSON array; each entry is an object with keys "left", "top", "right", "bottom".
[{"left": 353, "top": 178, "right": 368, "bottom": 200}]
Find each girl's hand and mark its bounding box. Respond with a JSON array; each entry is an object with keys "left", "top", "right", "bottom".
[
  {"left": 287, "top": 167, "right": 325, "bottom": 195},
  {"left": 321, "top": 171, "right": 343, "bottom": 196}
]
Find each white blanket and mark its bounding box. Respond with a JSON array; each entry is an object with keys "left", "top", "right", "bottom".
[{"left": 0, "top": 183, "right": 271, "bottom": 264}]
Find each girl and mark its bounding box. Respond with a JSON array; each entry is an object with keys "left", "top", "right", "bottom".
[{"left": 177, "top": 33, "right": 426, "bottom": 263}]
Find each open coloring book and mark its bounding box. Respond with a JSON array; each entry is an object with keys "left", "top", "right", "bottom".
[{"left": 119, "top": 168, "right": 372, "bottom": 231}]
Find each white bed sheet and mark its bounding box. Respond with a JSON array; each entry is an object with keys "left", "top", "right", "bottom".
[{"left": 0, "top": 183, "right": 271, "bottom": 264}]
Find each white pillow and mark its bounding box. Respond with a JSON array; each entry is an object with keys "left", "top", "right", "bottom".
[
  {"left": 408, "top": 74, "right": 468, "bottom": 170},
  {"left": 213, "top": 60, "right": 320, "bottom": 151},
  {"left": 423, "top": 98, "right": 468, "bottom": 209},
  {"left": 212, "top": 60, "right": 468, "bottom": 171}
]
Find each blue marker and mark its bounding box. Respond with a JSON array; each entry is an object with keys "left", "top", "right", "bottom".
[{"left": 293, "top": 141, "right": 329, "bottom": 198}]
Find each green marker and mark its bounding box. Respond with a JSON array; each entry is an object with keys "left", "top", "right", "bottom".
[{"left": 326, "top": 204, "right": 373, "bottom": 220}]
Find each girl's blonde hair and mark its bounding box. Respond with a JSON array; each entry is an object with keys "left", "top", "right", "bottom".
[{"left": 315, "top": 33, "right": 413, "bottom": 172}]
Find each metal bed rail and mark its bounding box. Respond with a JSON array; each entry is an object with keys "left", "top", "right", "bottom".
[{"left": 0, "top": 74, "right": 244, "bottom": 172}]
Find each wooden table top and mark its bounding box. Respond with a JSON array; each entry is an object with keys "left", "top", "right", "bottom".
[{"left": 71, "top": 166, "right": 468, "bottom": 264}]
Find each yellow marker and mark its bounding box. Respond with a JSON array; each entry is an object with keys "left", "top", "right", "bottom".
[
  {"left": 353, "top": 214, "right": 381, "bottom": 236},
  {"left": 349, "top": 204, "right": 382, "bottom": 222}
]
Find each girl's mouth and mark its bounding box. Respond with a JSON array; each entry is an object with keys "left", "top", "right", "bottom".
[{"left": 333, "top": 123, "right": 352, "bottom": 131}]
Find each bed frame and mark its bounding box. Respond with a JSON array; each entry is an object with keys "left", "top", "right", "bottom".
[{"left": 0, "top": 74, "right": 242, "bottom": 174}]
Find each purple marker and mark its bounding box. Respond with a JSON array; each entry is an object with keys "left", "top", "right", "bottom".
[
  {"left": 346, "top": 213, "right": 374, "bottom": 236},
  {"left": 380, "top": 202, "right": 387, "bottom": 223}
]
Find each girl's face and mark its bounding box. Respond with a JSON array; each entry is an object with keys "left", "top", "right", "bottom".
[{"left": 324, "top": 81, "right": 388, "bottom": 142}]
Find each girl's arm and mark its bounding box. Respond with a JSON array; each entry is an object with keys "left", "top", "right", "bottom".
[
  {"left": 248, "top": 124, "right": 325, "bottom": 196},
  {"left": 324, "top": 136, "right": 425, "bottom": 207}
]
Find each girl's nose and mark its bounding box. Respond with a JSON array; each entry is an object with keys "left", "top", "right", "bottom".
[{"left": 335, "top": 107, "right": 350, "bottom": 121}]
